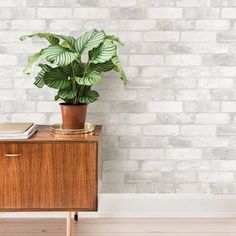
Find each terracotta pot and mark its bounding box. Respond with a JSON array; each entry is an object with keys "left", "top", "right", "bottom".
[{"left": 60, "top": 103, "right": 87, "bottom": 129}]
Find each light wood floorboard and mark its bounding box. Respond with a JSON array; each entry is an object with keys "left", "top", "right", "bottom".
[{"left": 0, "top": 218, "right": 236, "bottom": 235}]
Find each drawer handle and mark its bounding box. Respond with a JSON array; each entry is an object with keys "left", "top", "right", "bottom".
[{"left": 4, "top": 153, "right": 21, "bottom": 157}]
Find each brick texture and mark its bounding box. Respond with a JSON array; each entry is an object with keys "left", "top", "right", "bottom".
[{"left": 2, "top": 0, "right": 236, "bottom": 194}]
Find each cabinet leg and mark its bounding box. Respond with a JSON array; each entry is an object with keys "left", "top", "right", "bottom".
[
  {"left": 66, "top": 212, "right": 72, "bottom": 236},
  {"left": 74, "top": 211, "right": 79, "bottom": 222}
]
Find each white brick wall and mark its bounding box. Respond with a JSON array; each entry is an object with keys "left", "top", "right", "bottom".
[{"left": 2, "top": 0, "right": 236, "bottom": 194}]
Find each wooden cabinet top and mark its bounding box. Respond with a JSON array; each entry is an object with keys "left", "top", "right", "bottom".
[{"left": 0, "top": 125, "right": 102, "bottom": 143}]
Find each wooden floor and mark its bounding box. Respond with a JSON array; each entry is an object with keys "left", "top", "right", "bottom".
[{"left": 0, "top": 218, "right": 236, "bottom": 235}]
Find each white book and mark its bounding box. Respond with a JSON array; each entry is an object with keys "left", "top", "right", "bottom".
[{"left": 0, "top": 127, "right": 37, "bottom": 140}]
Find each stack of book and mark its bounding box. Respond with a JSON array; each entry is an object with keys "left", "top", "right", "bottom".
[{"left": 0, "top": 123, "right": 37, "bottom": 140}]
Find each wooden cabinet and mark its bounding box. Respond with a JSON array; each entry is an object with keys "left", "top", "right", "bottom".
[{"left": 0, "top": 125, "right": 102, "bottom": 212}]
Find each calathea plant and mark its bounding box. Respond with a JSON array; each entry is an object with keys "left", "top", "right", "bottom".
[{"left": 20, "top": 29, "right": 127, "bottom": 105}]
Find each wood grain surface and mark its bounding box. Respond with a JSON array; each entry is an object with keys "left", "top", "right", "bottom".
[
  {"left": 0, "top": 126, "right": 102, "bottom": 212},
  {"left": 0, "top": 218, "right": 236, "bottom": 236}
]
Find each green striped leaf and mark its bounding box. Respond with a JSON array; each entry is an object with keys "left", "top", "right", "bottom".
[
  {"left": 58, "top": 88, "right": 77, "bottom": 99},
  {"left": 112, "top": 56, "right": 128, "bottom": 84},
  {"left": 23, "top": 50, "right": 44, "bottom": 75},
  {"left": 34, "top": 64, "right": 51, "bottom": 88},
  {"left": 79, "top": 90, "right": 99, "bottom": 104},
  {"left": 43, "top": 45, "right": 78, "bottom": 66},
  {"left": 75, "top": 29, "right": 106, "bottom": 54},
  {"left": 75, "top": 71, "right": 102, "bottom": 86},
  {"left": 20, "top": 33, "right": 60, "bottom": 45},
  {"left": 89, "top": 39, "right": 116, "bottom": 64},
  {"left": 57, "top": 35, "right": 77, "bottom": 51},
  {"left": 91, "top": 60, "right": 114, "bottom": 72},
  {"left": 106, "top": 35, "right": 124, "bottom": 46},
  {"left": 44, "top": 67, "right": 70, "bottom": 89}
]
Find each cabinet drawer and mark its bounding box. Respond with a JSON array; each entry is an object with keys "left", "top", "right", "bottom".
[{"left": 0, "top": 142, "right": 98, "bottom": 211}]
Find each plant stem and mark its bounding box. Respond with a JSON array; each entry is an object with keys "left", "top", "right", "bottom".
[{"left": 78, "top": 61, "right": 90, "bottom": 99}]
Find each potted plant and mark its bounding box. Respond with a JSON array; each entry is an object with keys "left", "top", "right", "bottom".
[{"left": 20, "top": 29, "right": 127, "bottom": 129}]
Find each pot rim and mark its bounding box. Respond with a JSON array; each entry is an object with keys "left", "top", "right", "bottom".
[{"left": 60, "top": 103, "right": 87, "bottom": 107}]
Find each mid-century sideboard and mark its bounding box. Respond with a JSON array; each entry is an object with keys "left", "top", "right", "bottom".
[{"left": 0, "top": 125, "right": 102, "bottom": 236}]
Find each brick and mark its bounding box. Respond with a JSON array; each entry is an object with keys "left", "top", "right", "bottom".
[
  {"left": 218, "top": 32, "right": 236, "bottom": 42},
  {"left": 147, "top": 8, "right": 183, "bottom": 19},
  {"left": 189, "top": 43, "right": 229, "bottom": 53},
  {"left": 213, "top": 67, "right": 236, "bottom": 77},
  {"left": 195, "top": 113, "right": 230, "bottom": 124},
  {"left": 213, "top": 89, "right": 236, "bottom": 100},
  {"left": 166, "top": 148, "right": 202, "bottom": 159},
  {"left": 120, "top": 20, "right": 156, "bottom": 30},
  {"left": 152, "top": 0, "right": 176, "bottom": 6},
  {"left": 222, "top": 8, "right": 236, "bottom": 18},
  {"left": 11, "top": 113, "right": 46, "bottom": 124},
  {"left": 218, "top": 125, "right": 236, "bottom": 135},
  {"left": 137, "top": 183, "right": 175, "bottom": 193},
  {"left": 129, "top": 55, "right": 164, "bottom": 66},
  {"left": 190, "top": 137, "right": 229, "bottom": 147},
  {"left": 177, "top": 160, "right": 211, "bottom": 171},
  {"left": 199, "top": 78, "right": 234, "bottom": 88},
  {"left": 103, "top": 160, "right": 138, "bottom": 171},
  {"left": 11, "top": 20, "right": 46, "bottom": 30},
  {"left": 204, "top": 54, "right": 236, "bottom": 66},
  {"left": 130, "top": 148, "right": 164, "bottom": 160},
  {"left": 174, "top": 172, "right": 198, "bottom": 182},
  {"left": 99, "top": 90, "right": 136, "bottom": 101},
  {"left": 212, "top": 160, "right": 236, "bottom": 171},
  {"left": 49, "top": 20, "right": 83, "bottom": 31},
  {"left": 37, "top": 102, "right": 60, "bottom": 112},
  {"left": 181, "top": 31, "right": 216, "bottom": 42},
  {"left": 73, "top": 8, "right": 110, "bottom": 18},
  {"left": 110, "top": 7, "right": 146, "bottom": 18},
  {"left": 103, "top": 172, "right": 125, "bottom": 183},
  {"left": 177, "top": 67, "right": 212, "bottom": 77},
  {"left": 0, "top": 55, "right": 17, "bottom": 66},
  {"left": 147, "top": 101, "right": 183, "bottom": 113},
  {"left": 110, "top": 101, "right": 146, "bottom": 113},
  {"left": 196, "top": 20, "right": 230, "bottom": 30},
  {"left": 137, "top": 89, "right": 175, "bottom": 101},
  {"left": 176, "top": 183, "right": 211, "bottom": 193},
  {"left": 28, "top": 0, "right": 64, "bottom": 6},
  {"left": 204, "top": 147, "right": 236, "bottom": 159},
  {"left": 199, "top": 172, "right": 234, "bottom": 182},
  {"left": 158, "top": 20, "right": 194, "bottom": 30},
  {"left": 120, "top": 136, "right": 157, "bottom": 147},
  {"left": 102, "top": 183, "right": 137, "bottom": 193},
  {"left": 140, "top": 161, "right": 175, "bottom": 171},
  {"left": 0, "top": 0, "right": 26, "bottom": 6},
  {"left": 119, "top": 113, "right": 156, "bottom": 124},
  {"left": 88, "top": 101, "right": 109, "bottom": 113},
  {"left": 181, "top": 125, "right": 216, "bottom": 136},
  {"left": 125, "top": 172, "right": 160, "bottom": 183},
  {"left": 184, "top": 101, "right": 220, "bottom": 113},
  {"left": 37, "top": 8, "right": 72, "bottom": 18},
  {"left": 104, "top": 125, "right": 141, "bottom": 136},
  {"left": 184, "top": 8, "right": 220, "bottom": 18},
  {"left": 143, "top": 125, "right": 179, "bottom": 136},
  {"left": 84, "top": 20, "right": 120, "bottom": 31},
  {"left": 0, "top": 7, "right": 36, "bottom": 18},
  {"left": 166, "top": 55, "right": 201, "bottom": 66},
  {"left": 0, "top": 89, "right": 26, "bottom": 100},
  {"left": 177, "top": 89, "right": 211, "bottom": 101},
  {"left": 141, "top": 67, "right": 176, "bottom": 77},
  {"left": 222, "top": 102, "right": 236, "bottom": 112},
  {"left": 161, "top": 78, "right": 197, "bottom": 89},
  {"left": 0, "top": 101, "right": 35, "bottom": 112},
  {"left": 156, "top": 114, "right": 194, "bottom": 124},
  {"left": 177, "top": 0, "right": 211, "bottom": 6},
  {"left": 144, "top": 31, "right": 179, "bottom": 42},
  {"left": 212, "top": 0, "right": 236, "bottom": 6}
]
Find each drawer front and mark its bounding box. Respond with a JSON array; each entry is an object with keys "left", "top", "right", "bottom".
[{"left": 0, "top": 142, "right": 98, "bottom": 211}]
